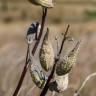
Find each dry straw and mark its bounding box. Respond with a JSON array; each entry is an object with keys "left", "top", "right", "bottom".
[{"left": 73, "top": 72, "right": 96, "bottom": 96}]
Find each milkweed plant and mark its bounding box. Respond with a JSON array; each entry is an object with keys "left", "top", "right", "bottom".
[{"left": 12, "top": 0, "right": 96, "bottom": 96}]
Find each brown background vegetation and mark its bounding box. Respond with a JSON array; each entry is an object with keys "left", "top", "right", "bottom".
[{"left": 0, "top": 0, "right": 96, "bottom": 96}]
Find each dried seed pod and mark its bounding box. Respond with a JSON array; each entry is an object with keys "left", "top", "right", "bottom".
[
  {"left": 39, "top": 30, "right": 54, "bottom": 71},
  {"left": 26, "top": 22, "right": 41, "bottom": 44},
  {"left": 29, "top": 64, "right": 48, "bottom": 89},
  {"left": 56, "top": 41, "right": 81, "bottom": 76},
  {"left": 49, "top": 73, "right": 69, "bottom": 92},
  {"left": 28, "top": 0, "right": 54, "bottom": 8}
]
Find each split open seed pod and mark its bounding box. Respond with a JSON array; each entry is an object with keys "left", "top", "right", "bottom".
[
  {"left": 29, "top": 64, "right": 47, "bottom": 89},
  {"left": 56, "top": 41, "right": 81, "bottom": 76},
  {"left": 39, "top": 29, "right": 54, "bottom": 71},
  {"left": 28, "top": 0, "right": 54, "bottom": 8},
  {"left": 56, "top": 57, "right": 72, "bottom": 76},
  {"left": 49, "top": 74, "right": 69, "bottom": 92}
]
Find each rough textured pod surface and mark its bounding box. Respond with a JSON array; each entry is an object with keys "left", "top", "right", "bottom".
[
  {"left": 28, "top": 0, "right": 54, "bottom": 8},
  {"left": 56, "top": 41, "right": 81, "bottom": 76},
  {"left": 39, "top": 31, "right": 54, "bottom": 71},
  {"left": 56, "top": 57, "right": 72, "bottom": 76}
]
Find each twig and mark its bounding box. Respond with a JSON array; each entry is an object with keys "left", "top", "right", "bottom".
[
  {"left": 55, "top": 36, "right": 59, "bottom": 55},
  {"left": 12, "top": 8, "right": 47, "bottom": 96},
  {"left": 59, "top": 25, "right": 70, "bottom": 55},
  {"left": 40, "top": 25, "right": 70, "bottom": 96},
  {"left": 73, "top": 72, "right": 96, "bottom": 96},
  {"left": 18, "top": 85, "right": 27, "bottom": 95},
  {"left": 26, "top": 85, "right": 36, "bottom": 96},
  {"left": 13, "top": 44, "right": 29, "bottom": 96},
  {"left": 32, "top": 8, "right": 47, "bottom": 54},
  {"left": 52, "top": 91, "right": 56, "bottom": 96}
]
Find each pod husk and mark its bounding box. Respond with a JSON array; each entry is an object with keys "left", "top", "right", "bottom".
[
  {"left": 28, "top": 0, "right": 54, "bottom": 8},
  {"left": 39, "top": 31, "right": 54, "bottom": 71}
]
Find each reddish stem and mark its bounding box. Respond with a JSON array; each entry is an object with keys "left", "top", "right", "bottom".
[{"left": 12, "top": 8, "right": 47, "bottom": 96}]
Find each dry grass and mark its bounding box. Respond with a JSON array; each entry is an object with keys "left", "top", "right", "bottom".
[{"left": 0, "top": 22, "right": 96, "bottom": 96}]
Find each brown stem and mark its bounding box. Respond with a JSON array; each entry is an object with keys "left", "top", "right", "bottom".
[
  {"left": 59, "top": 25, "right": 70, "bottom": 55},
  {"left": 13, "top": 44, "right": 29, "bottom": 96},
  {"left": 32, "top": 8, "right": 47, "bottom": 54},
  {"left": 40, "top": 25, "right": 70, "bottom": 96},
  {"left": 12, "top": 8, "right": 47, "bottom": 96}
]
